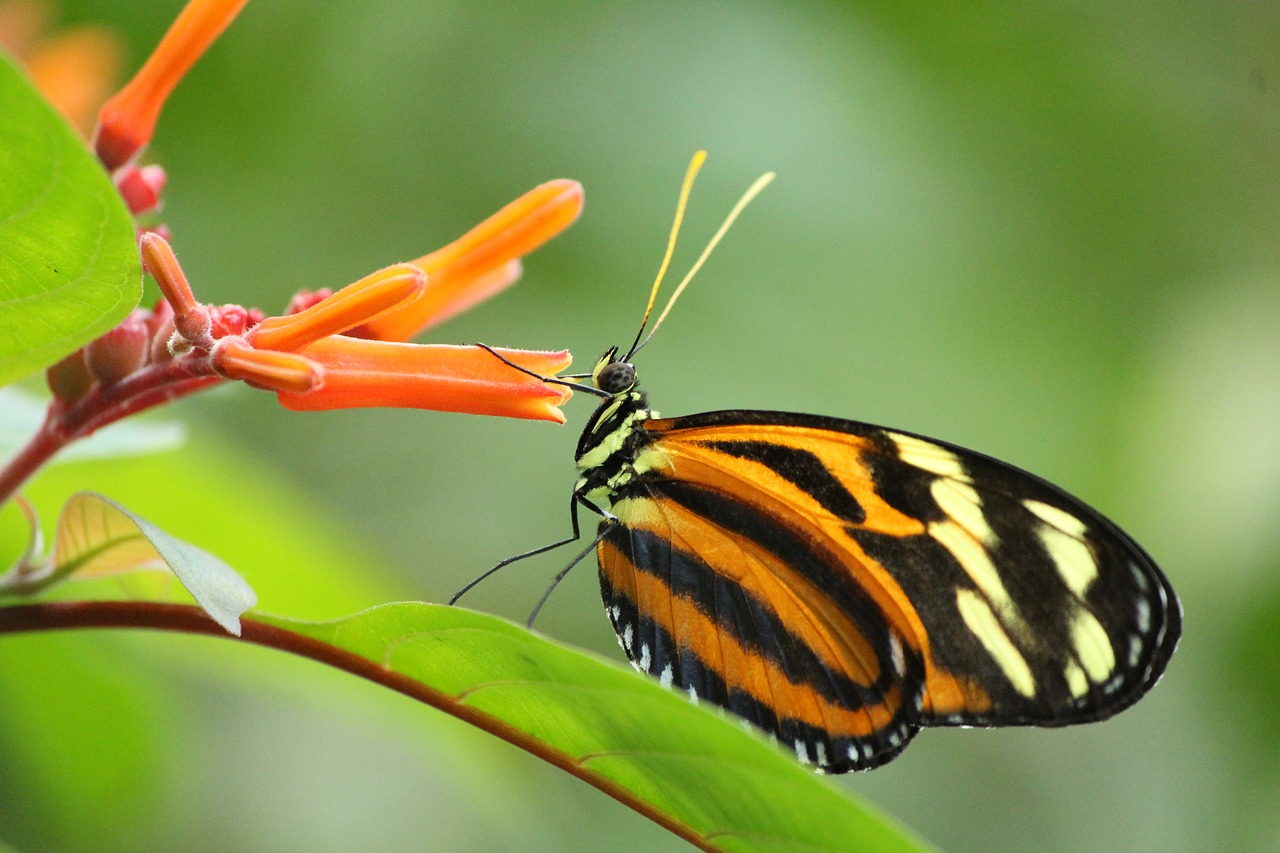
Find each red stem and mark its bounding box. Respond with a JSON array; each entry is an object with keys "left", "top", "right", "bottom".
[
  {"left": 0, "top": 358, "right": 223, "bottom": 505},
  {"left": 0, "top": 421, "right": 64, "bottom": 508}
]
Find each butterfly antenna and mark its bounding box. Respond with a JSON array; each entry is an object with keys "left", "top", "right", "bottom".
[
  {"left": 623, "top": 150, "right": 707, "bottom": 361},
  {"left": 629, "top": 168, "right": 775, "bottom": 358}
]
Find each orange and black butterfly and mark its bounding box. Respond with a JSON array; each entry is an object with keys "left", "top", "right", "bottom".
[{"left": 463, "top": 152, "right": 1181, "bottom": 773}]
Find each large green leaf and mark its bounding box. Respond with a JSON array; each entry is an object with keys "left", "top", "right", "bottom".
[
  {"left": 259, "top": 603, "right": 930, "bottom": 852},
  {"left": 0, "top": 53, "right": 141, "bottom": 387},
  {"left": 0, "top": 597, "right": 930, "bottom": 853}
]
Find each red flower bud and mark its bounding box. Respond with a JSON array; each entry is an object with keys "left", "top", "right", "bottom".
[
  {"left": 115, "top": 163, "right": 167, "bottom": 214},
  {"left": 46, "top": 349, "right": 93, "bottom": 404},
  {"left": 85, "top": 312, "right": 149, "bottom": 384}
]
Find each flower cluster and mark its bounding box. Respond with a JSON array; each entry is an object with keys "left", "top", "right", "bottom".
[{"left": 0, "top": 0, "right": 581, "bottom": 504}]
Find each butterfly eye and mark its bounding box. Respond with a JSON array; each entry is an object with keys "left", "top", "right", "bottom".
[{"left": 596, "top": 361, "right": 637, "bottom": 393}]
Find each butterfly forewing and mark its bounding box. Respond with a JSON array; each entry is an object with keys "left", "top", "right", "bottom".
[{"left": 584, "top": 406, "right": 1179, "bottom": 772}]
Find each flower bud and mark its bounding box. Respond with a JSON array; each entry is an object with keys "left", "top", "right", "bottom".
[
  {"left": 46, "top": 349, "right": 93, "bottom": 403},
  {"left": 84, "top": 312, "right": 148, "bottom": 384},
  {"left": 115, "top": 163, "right": 166, "bottom": 214},
  {"left": 284, "top": 288, "right": 333, "bottom": 316},
  {"left": 211, "top": 304, "right": 253, "bottom": 338}
]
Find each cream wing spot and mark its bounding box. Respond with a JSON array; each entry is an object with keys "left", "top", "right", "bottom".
[
  {"left": 1024, "top": 499, "right": 1089, "bottom": 537},
  {"left": 1034, "top": 519, "right": 1099, "bottom": 597},
  {"left": 932, "top": 478, "right": 997, "bottom": 546},
  {"left": 890, "top": 432, "right": 971, "bottom": 481},
  {"left": 1070, "top": 608, "right": 1116, "bottom": 684},
  {"left": 931, "top": 519, "right": 1021, "bottom": 629},
  {"left": 956, "top": 589, "right": 1037, "bottom": 698},
  {"left": 1064, "top": 659, "right": 1089, "bottom": 698}
]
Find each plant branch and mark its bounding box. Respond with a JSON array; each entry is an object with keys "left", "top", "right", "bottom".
[{"left": 0, "top": 361, "right": 221, "bottom": 506}]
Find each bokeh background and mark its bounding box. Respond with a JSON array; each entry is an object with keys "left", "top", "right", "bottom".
[{"left": 2, "top": 1, "right": 1279, "bottom": 851}]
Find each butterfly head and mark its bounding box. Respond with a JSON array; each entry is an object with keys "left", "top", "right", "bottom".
[{"left": 591, "top": 346, "right": 638, "bottom": 395}]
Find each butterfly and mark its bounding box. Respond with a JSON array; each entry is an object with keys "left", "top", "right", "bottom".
[{"left": 460, "top": 151, "right": 1181, "bottom": 773}]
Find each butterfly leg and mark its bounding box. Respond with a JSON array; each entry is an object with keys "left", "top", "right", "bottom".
[
  {"left": 525, "top": 524, "right": 615, "bottom": 628},
  {"left": 448, "top": 486, "right": 618, "bottom": 606}
]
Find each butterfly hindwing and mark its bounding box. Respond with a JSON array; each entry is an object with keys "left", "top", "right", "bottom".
[
  {"left": 598, "top": 477, "right": 921, "bottom": 772},
  {"left": 587, "top": 408, "right": 1179, "bottom": 771}
]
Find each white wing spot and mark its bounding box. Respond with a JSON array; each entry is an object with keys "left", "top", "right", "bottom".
[
  {"left": 1135, "top": 598, "right": 1152, "bottom": 633},
  {"left": 815, "top": 742, "right": 828, "bottom": 767},
  {"left": 1128, "top": 634, "right": 1144, "bottom": 668},
  {"left": 621, "top": 624, "right": 634, "bottom": 653},
  {"left": 794, "top": 740, "right": 811, "bottom": 764},
  {"left": 686, "top": 685, "right": 699, "bottom": 704},
  {"left": 659, "top": 663, "right": 674, "bottom": 688},
  {"left": 1131, "top": 563, "right": 1151, "bottom": 592},
  {"left": 638, "top": 642, "right": 651, "bottom": 673},
  {"left": 889, "top": 634, "right": 906, "bottom": 676}
]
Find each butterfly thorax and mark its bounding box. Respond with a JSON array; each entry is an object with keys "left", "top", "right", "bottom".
[{"left": 573, "top": 352, "right": 664, "bottom": 511}]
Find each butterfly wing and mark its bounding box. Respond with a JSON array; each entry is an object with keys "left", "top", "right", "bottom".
[{"left": 595, "top": 409, "right": 1180, "bottom": 772}]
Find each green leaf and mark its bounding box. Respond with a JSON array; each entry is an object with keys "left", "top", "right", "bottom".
[
  {"left": 257, "top": 603, "right": 930, "bottom": 853},
  {"left": 0, "top": 595, "right": 929, "bottom": 852},
  {"left": 0, "top": 53, "right": 141, "bottom": 387},
  {"left": 50, "top": 494, "right": 257, "bottom": 635}
]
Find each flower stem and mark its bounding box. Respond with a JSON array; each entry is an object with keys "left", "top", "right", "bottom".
[
  {"left": 0, "top": 420, "right": 64, "bottom": 509},
  {"left": 0, "top": 359, "right": 222, "bottom": 506}
]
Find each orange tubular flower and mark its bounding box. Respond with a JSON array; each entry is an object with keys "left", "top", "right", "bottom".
[
  {"left": 94, "top": 0, "right": 250, "bottom": 169},
  {"left": 226, "top": 254, "right": 573, "bottom": 422},
  {"left": 277, "top": 340, "right": 572, "bottom": 422},
  {"left": 264, "top": 179, "right": 584, "bottom": 422},
  {"left": 356, "top": 179, "right": 585, "bottom": 342}
]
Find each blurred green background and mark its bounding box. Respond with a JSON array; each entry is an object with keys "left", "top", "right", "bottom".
[{"left": 3, "top": 1, "right": 1279, "bottom": 851}]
